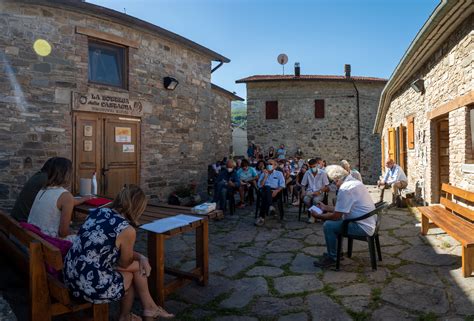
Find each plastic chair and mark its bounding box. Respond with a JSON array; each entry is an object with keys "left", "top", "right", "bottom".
[{"left": 335, "top": 201, "right": 388, "bottom": 271}]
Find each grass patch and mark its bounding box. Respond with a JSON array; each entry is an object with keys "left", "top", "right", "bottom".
[
  {"left": 264, "top": 276, "right": 279, "bottom": 296},
  {"left": 417, "top": 312, "right": 438, "bottom": 321},
  {"left": 465, "top": 316, "right": 474, "bottom": 321},
  {"left": 320, "top": 283, "right": 335, "bottom": 296},
  {"left": 347, "top": 310, "right": 370, "bottom": 321},
  {"left": 368, "top": 287, "right": 382, "bottom": 309}
]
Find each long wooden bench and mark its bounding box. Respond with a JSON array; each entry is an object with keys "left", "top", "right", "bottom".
[
  {"left": 0, "top": 210, "right": 108, "bottom": 321},
  {"left": 417, "top": 183, "right": 474, "bottom": 277}
]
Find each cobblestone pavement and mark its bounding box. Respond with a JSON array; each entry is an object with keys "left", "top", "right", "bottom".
[
  {"left": 1, "top": 187, "right": 473, "bottom": 321},
  {"left": 132, "top": 186, "right": 474, "bottom": 321}
]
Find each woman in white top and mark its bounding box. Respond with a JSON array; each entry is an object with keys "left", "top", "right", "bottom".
[{"left": 28, "top": 157, "right": 88, "bottom": 239}]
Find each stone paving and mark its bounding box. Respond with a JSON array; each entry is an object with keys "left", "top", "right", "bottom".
[
  {"left": 131, "top": 186, "right": 474, "bottom": 321},
  {"left": 1, "top": 187, "right": 473, "bottom": 321}
]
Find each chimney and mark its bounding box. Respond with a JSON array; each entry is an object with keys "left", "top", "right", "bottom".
[
  {"left": 344, "top": 64, "right": 351, "bottom": 78},
  {"left": 294, "top": 62, "right": 300, "bottom": 77}
]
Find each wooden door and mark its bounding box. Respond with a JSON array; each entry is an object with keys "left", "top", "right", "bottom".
[
  {"left": 398, "top": 124, "right": 407, "bottom": 175},
  {"left": 438, "top": 118, "right": 449, "bottom": 189},
  {"left": 103, "top": 117, "right": 140, "bottom": 198},
  {"left": 74, "top": 114, "right": 102, "bottom": 194}
]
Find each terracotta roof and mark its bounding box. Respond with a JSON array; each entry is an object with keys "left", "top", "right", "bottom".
[
  {"left": 18, "top": 0, "right": 230, "bottom": 63},
  {"left": 211, "top": 84, "right": 244, "bottom": 101},
  {"left": 236, "top": 75, "right": 387, "bottom": 83}
]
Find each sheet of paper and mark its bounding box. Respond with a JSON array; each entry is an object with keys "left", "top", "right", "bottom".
[
  {"left": 308, "top": 205, "right": 323, "bottom": 215},
  {"left": 173, "top": 214, "right": 202, "bottom": 224},
  {"left": 140, "top": 217, "right": 189, "bottom": 233}
]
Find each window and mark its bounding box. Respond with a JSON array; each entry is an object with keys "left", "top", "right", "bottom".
[
  {"left": 407, "top": 116, "right": 415, "bottom": 149},
  {"left": 265, "top": 101, "right": 278, "bottom": 119},
  {"left": 314, "top": 99, "right": 325, "bottom": 118},
  {"left": 88, "top": 40, "right": 127, "bottom": 88}
]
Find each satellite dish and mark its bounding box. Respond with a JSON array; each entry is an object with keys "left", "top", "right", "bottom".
[{"left": 277, "top": 54, "right": 288, "bottom": 65}]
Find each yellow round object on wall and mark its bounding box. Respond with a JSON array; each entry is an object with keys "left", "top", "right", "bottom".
[{"left": 33, "top": 39, "right": 52, "bottom": 57}]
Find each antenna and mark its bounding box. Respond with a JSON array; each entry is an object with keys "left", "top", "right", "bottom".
[
  {"left": 277, "top": 54, "right": 288, "bottom": 75},
  {"left": 124, "top": 8, "right": 127, "bottom": 14}
]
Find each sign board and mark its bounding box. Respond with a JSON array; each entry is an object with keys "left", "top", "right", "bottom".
[{"left": 73, "top": 89, "right": 144, "bottom": 117}]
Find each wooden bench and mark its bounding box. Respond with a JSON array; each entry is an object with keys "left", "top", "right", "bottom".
[
  {"left": 0, "top": 211, "right": 108, "bottom": 321},
  {"left": 417, "top": 183, "right": 474, "bottom": 277}
]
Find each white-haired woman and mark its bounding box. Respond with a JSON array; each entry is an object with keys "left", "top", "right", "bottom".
[
  {"left": 340, "top": 160, "right": 363, "bottom": 183},
  {"left": 309, "top": 165, "right": 376, "bottom": 268}
]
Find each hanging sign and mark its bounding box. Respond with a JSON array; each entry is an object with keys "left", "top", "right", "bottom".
[{"left": 73, "top": 89, "right": 144, "bottom": 116}]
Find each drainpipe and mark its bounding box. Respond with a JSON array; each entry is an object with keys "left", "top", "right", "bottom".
[
  {"left": 211, "top": 60, "right": 224, "bottom": 73},
  {"left": 345, "top": 64, "right": 361, "bottom": 170}
]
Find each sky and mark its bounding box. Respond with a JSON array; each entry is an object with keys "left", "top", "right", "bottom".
[{"left": 87, "top": 0, "right": 439, "bottom": 100}]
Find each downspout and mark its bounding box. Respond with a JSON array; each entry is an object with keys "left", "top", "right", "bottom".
[
  {"left": 351, "top": 80, "right": 361, "bottom": 170},
  {"left": 211, "top": 60, "right": 224, "bottom": 73}
]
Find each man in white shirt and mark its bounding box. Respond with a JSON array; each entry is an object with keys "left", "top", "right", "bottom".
[
  {"left": 377, "top": 159, "right": 408, "bottom": 205},
  {"left": 310, "top": 165, "right": 376, "bottom": 268},
  {"left": 301, "top": 159, "right": 329, "bottom": 222}
]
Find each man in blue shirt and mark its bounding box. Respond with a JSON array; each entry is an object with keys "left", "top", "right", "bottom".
[
  {"left": 255, "top": 159, "right": 285, "bottom": 226},
  {"left": 276, "top": 144, "right": 286, "bottom": 160},
  {"left": 377, "top": 159, "right": 408, "bottom": 205},
  {"left": 213, "top": 160, "right": 240, "bottom": 214}
]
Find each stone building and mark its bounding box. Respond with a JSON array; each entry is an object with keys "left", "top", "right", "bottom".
[
  {"left": 374, "top": 0, "right": 473, "bottom": 203},
  {"left": 211, "top": 84, "right": 244, "bottom": 160},
  {"left": 0, "top": 0, "right": 239, "bottom": 209},
  {"left": 236, "top": 67, "right": 387, "bottom": 183}
]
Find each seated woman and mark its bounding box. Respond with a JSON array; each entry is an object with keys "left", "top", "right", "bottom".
[
  {"left": 63, "top": 185, "right": 173, "bottom": 321},
  {"left": 27, "top": 157, "right": 89, "bottom": 240},
  {"left": 236, "top": 159, "right": 258, "bottom": 208},
  {"left": 291, "top": 164, "right": 308, "bottom": 206}
]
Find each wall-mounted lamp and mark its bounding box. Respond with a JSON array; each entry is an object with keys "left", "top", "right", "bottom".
[
  {"left": 163, "top": 77, "right": 179, "bottom": 90},
  {"left": 410, "top": 78, "right": 425, "bottom": 94}
]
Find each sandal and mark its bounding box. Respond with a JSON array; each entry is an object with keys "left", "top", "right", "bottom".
[
  {"left": 119, "top": 313, "right": 142, "bottom": 321},
  {"left": 143, "top": 306, "right": 174, "bottom": 319}
]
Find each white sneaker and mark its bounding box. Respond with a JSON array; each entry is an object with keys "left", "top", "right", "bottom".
[
  {"left": 307, "top": 216, "right": 315, "bottom": 224},
  {"left": 254, "top": 217, "right": 265, "bottom": 226},
  {"left": 269, "top": 206, "right": 276, "bottom": 215}
]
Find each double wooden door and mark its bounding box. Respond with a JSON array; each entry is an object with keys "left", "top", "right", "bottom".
[{"left": 74, "top": 112, "right": 140, "bottom": 198}]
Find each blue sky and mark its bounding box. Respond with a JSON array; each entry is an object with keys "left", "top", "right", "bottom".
[{"left": 87, "top": 0, "right": 439, "bottom": 100}]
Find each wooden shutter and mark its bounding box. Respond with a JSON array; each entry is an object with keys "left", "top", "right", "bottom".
[
  {"left": 388, "top": 128, "right": 396, "bottom": 161},
  {"left": 381, "top": 134, "right": 385, "bottom": 170},
  {"left": 314, "top": 99, "right": 325, "bottom": 118},
  {"left": 265, "top": 101, "right": 278, "bottom": 119},
  {"left": 399, "top": 124, "right": 407, "bottom": 173},
  {"left": 407, "top": 116, "right": 415, "bottom": 149}
]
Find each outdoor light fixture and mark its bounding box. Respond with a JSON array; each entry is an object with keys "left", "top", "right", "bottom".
[
  {"left": 163, "top": 76, "right": 179, "bottom": 90},
  {"left": 410, "top": 78, "right": 425, "bottom": 93}
]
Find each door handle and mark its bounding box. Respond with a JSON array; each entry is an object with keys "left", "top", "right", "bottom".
[{"left": 102, "top": 168, "right": 109, "bottom": 175}]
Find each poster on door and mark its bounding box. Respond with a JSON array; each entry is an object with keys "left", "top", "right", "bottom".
[{"left": 115, "top": 127, "right": 132, "bottom": 143}]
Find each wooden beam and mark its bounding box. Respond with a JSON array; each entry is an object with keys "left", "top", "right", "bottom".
[
  {"left": 428, "top": 90, "right": 474, "bottom": 120},
  {"left": 75, "top": 26, "right": 139, "bottom": 48}
]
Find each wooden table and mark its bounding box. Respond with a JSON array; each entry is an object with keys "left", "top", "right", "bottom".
[{"left": 75, "top": 201, "right": 223, "bottom": 305}]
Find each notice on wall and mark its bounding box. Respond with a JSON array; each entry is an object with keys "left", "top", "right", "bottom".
[
  {"left": 115, "top": 127, "right": 132, "bottom": 143},
  {"left": 123, "top": 144, "right": 135, "bottom": 153},
  {"left": 84, "top": 125, "right": 93, "bottom": 137},
  {"left": 84, "top": 140, "right": 93, "bottom": 152},
  {"left": 73, "top": 89, "right": 144, "bottom": 117}
]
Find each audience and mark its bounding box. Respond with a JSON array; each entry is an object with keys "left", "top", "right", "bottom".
[
  {"left": 255, "top": 159, "right": 285, "bottom": 227},
  {"left": 63, "top": 185, "right": 173, "bottom": 320},
  {"left": 255, "top": 160, "right": 266, "bottom": 176},
  {"left": 301, "top": 159, "right": 330, "bottom": 223},
  {"left": 11, "top": 157, "right": 56, "bottom": 222},
  {"left": 236, "top": 159, "right": 258, "bottom": 208},
  {"left": 377, "top": 159, "right": 408, "bottom": 205},
  {"left": 340, "top": 159, "right": 363, "bottom": 183},
  {"left": 212, "top": 159, "right": 240, "bottom": 213},
  {"left": 27, "top": 157, "right": 89, "bottom": 240},
  {"left": 310, "top": 165, "right": 376, "bottom": 268}
]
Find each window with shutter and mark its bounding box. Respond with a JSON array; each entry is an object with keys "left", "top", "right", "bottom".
[
  {"left": 265, "top": 101, "right": 278, "bottom": 120},
  {"left": 381, "top": 134, "right": 385, "bottom": 170},
  {"left": 388, "top": 128, "right": 396, "bottom": 161},
  {"left": 314, "top": 99, "right": 325, "bottom": 118},
  {"left": 407, "top": 116, "right": 415, "bottom": 149},
  {"left": 399, "top": 124, "right": 407, "bottom": 174}
]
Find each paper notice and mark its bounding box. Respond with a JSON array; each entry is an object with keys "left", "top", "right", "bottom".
[{"left": 308, "top": 205, "right": 323, "bottom": 215}]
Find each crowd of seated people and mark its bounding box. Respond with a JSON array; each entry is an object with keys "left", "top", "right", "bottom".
[{"left": 211, "top": 145, "right": 369, "bottom": 227}]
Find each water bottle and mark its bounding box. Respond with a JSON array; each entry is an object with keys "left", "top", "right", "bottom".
[{"left": 91, "top": 172, "right": 98, "bottom": 195}]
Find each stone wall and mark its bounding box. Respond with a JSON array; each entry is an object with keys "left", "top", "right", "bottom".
[
  {"left": 210, "top": 89, "right": 233, "bottom": 162},
  {"left": 381, "top": 14, "right": 473, "bottom": 203},
  {"left": 0, "top": 1, "right": 229, "bottom": 209},
  {"left": 246, "top": 80, "right": 385, "bottom": 183}
]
